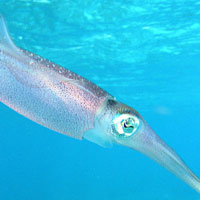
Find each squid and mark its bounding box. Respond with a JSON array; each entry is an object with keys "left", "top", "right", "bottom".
[{"left": 0, "top": 16, "right": 199, "bottom": 193}]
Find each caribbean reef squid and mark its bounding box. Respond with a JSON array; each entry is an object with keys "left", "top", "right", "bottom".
[{"left": 0, "top": 16, "right": 199, "bottom": 193}]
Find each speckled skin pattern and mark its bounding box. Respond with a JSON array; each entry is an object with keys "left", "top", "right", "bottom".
[{"left": 0, "top": 47, "right": 110, "bottom": 139}]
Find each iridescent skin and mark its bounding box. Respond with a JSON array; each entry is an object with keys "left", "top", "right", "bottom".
[
  {"left": 0, "top": 16, "right": 199, "bottom": 193},
  {"left": 0, "top": 17, "right": 110, "bottom": 139}
]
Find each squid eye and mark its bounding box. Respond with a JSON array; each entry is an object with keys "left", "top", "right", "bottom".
[{"left": 112, "top": 114, "right": 140, "bottom": 137}]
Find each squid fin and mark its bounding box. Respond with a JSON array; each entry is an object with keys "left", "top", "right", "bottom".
[{"left": 0, "top": 15, "right": 22, "bottom": 56}]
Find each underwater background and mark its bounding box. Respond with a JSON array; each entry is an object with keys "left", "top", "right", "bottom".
[{"left": 0, "top": 0, "right": 200, "bottom": 199}]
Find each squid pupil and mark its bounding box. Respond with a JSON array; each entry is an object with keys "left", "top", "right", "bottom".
[
  {"left": 124, "top": 122, "right": 134, "bottom": 128},
  {"left": 124, "top": 119, "right": 134, "bottom": 130}
]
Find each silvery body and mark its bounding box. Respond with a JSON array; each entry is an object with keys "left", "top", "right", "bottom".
[{"left": 0, "top": 17, "right": 199, "bottom": 193}]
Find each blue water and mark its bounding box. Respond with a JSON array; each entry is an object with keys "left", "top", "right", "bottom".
[{"left": 0, "top": 0, "right": 200, "bottom": 199}]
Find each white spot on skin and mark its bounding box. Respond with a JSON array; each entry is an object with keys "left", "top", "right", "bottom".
[{"left": 29, "top": 60, "right": 34, "bottom": 65}]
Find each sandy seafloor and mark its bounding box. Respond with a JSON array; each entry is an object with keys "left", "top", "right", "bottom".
[{"left": 0, "top": 0, "right": 200, "bottom": 199}]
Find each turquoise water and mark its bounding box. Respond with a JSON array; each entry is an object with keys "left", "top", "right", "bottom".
[{"left": 0, "top": 0, "right": 200, "bottom": 199}]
